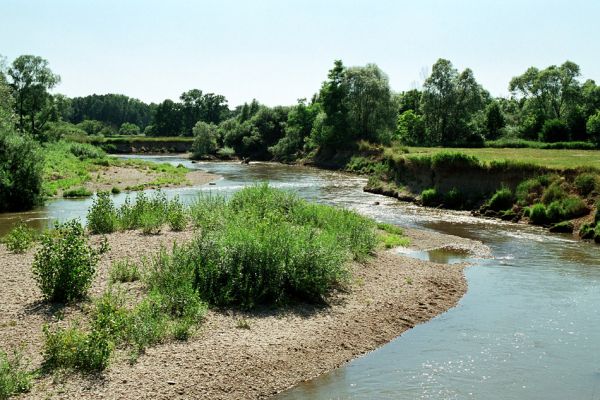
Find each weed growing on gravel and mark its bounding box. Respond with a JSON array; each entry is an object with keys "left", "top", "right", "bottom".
[
  {"left": 32, "top": 220, "right": 100, "bottom": 303},
  {"left": 236, "top": 319, "right": 251, "bottom": 330},
  {"left": 0, "top": 348, "right": 32, "bottom": 398},
  {"left": 42, "top": 325, "right": 113, "bottom": 372},
  {"left": 167, "top": 196, "right": 187, "bottom": 231},
  {"left": 109, "top": 260, "right": 141, "bottom": 283},
  {"left": 2, "top": 221, "right": 37, "bottom": 254}
]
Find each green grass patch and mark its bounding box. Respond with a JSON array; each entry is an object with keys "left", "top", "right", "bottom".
[
  {"left": 487, "top": 187, "right": 514, "bottom": 211},
  {"left": 63, "top": 187, "right": 93, "bottom": 198},
  {"left": 109, "top": 260, "right": 141, "bottom": 283}
]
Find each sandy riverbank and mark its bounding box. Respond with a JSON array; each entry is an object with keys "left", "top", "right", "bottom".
[{"left": 0, "top": 227, "right": 489, "bottom": 399}]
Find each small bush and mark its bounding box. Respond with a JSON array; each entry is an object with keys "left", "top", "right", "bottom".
[
  {"left": 32, "top": 220, "right": 100, "bottom": 302},
  {"left": 430, "top": 152, "right": 480, "bottom": 170},
  {"left": 63, "top": 187, "right": 93, "bottom": 198},
  {"left": 443, "top": 187, "right": 464, "bottom": 209},
  {"left": 421, "top": 188, "right": 440, "bottom": 206},
  {"left": 118, "top": 192, "right": 169, "bottom": 233},
  {"left": 167, "top": 196, "right": 187, "bottom": 231},
  {"left": 216, "top": 146, "right": 235, "bottom": 159},
  {"left": 561, "top": 196, "right": 588, "bottom": 219},
  {"left": 529, "top": 203, "right": 547, "bottom": 225},
  {"left": 0, "top": 348, "right": 32, "bottom": 398},
  {"left": 579, "top": 223, "right": 595, "bottom": 239},
  {"left": 546, "top": 201, "right": 564, "bottom": 223},
  {"left": 2, "top": 221, "right": 37, "bottom": 253},
  {"left": 111, "top": 186, "right": 121, "bottom": 195},
  {"left": 541, "top": 182, "right": 567, "bottom": 205},
  {"left": 110, "top": 260, "right": 141, "bottom": 283},
  {"left": 68, "top": 142, "right": 106, "bottom": 160},
  {"left": 42, "top": 325, "right": 112, "bottom": 372},
  {"left": 574, "top": 173, "right": 598, "bottom": 196},
  {"left": 87, "top": 192, "right": 118, "bottom": 234},
  {"left": 516, "top": 178, "right": 544, "bottom": 205},
  {"left": 540, "top": 119, "right": 570, "bottom": 142},
  {"left": 487, "top": 187, "right": 514, "bottom": 211}
]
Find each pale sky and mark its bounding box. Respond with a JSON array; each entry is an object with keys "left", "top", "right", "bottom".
[{"left": 1, "top": 0, "right": 598, "bottom": 107}]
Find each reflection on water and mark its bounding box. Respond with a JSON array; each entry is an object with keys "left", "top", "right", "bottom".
[{"left": 2, "top": 155, "right": 600, "bottom": 400}]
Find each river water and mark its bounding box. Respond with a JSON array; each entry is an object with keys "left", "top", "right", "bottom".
[{"left": 2, "top": 156, "right": 600, "bottom": 399}]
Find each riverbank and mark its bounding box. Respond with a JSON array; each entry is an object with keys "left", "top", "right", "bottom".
[{"left": 0, "top": 225, "right": 486, "bottom": 399}]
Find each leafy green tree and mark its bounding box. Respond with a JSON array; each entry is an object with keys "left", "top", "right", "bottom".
[
  {"left": 0, "top": 58, "right": 16, "bottom": 131},
  {"left": 587, "top": 111, "right": 600, "bottom": 145},
  {"left": 119, "top": 122, "right": 141, "bottom": 135},
  {"left": 396, "top": 110, "right": 425, "bottom": 145},
  {"left": 540, "top": 118, "right": 570, "bottom": 142},
  {"left": 8, "top": 55, "right": 60, "bottom": 136},
  {"left": 77, "top": 120, "right": 106, "bottom": 135},
  {"left": 421, "top": 59, "right": 486, "bottom": 145},
  {"left": 344, "top": 64, "right": 395, "bottom": 142},
  {"left": 70, "top": 94, "right": 153, "bottom": 129},
  {"left": 484, "top": 101, "right": 506, "bottom": 139},
  {"left": 191, "top": 121, "right": 218, "bottom": 158},
  {"left": 153, "top": 99, "right": 182, "bottom": 136},
  {"left": 0, "top": 128, "right": 44, "bottom": 211},
  {"left": 396, "top": 89, "right": 422, "bottom": 114},
  {"left": 180, "top": 89, "right": 204, "bottom": 135},
  {"left": 312, "top": 60, "right": 349, "bottom": 148},
  {"left": 270, "top": 99, "right": 319, "bottom": 161}
]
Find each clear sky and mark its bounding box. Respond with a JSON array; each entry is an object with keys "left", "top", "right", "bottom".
[{"left": 1, "top": 0, "right": 599, "bottom": 107}]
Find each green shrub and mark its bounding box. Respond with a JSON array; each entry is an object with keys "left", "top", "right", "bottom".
[
  {"left": 430, "top": 152, "right": 480, "bottom": 170},
  {"left": 545, "top": 201, "right": 564, "bottom": 223},
  {"left": 2, "top": 221, "right": 37, "bottom": 253},
  {"left": 42, "top": 325, "right": 112, "bottom": 372},
  {"left": 68, "top": 142, "right": 106, "bottom": 160},
  {"left": 87, "top": 191, "right": 118, "bottom": 234},
  {"left": 443, "top": 187, "right": 464, "bottom": 209},
  {"left": 579, "top": 223, "right": 595, "bottom": 239},
  {"left": 109, "top": 260, "right": 141, "bottom": 283},
  {"left": 516, "top": 178, "right": 544, "bottom": 205},
  {"left": 540, "top": 119, "right": 570, "bottom": 142},
  {"left": 118, "top": 192, "right": 169, "bottom": 233},
  {"left": 123, "top": 296, "right": 169, "bottom": 357},
  {"left": 32, "top": 220, "right": 100, "bottom": 302},
  {"left": 529, "top": 203, "right": 547, "bottom": 225},
  {"left": 63, "top": 187, "right": 93, "bottom": 198},
  {"left": 421, "top": 188, "right": 439, "bottom": 206},
  {"left": 574, "top": 173, "right": 598, "bottom": 196},
  {"left": 487, "top": 187, "right": 514, "bottom": 211},
  {"left": 541, "top": 182, "right": 567, "bottom": 205},
  {"left": 167, "top": 196, "right": 187, "bottom": 231},
  {"left": 561, "top": 196, "right": 588, "bottom": 219},
  {"left": 111, "top": 186, "right": 121, "bottom": 194},
  {"left": 0, "top": 129, "right": 44, "bottom": 212},
  {"left": 0, "top": 348, "right": 32, "bottom": 398},
  {"left": 216, "top": 146, "right": 235, "bottom": 158},
  {"left": 183, "top": 185, "right": 377, "bottom": 308}
]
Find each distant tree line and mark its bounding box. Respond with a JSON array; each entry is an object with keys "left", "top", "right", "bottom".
[{"left": 2, "top": 53, "right": 600, "bottom": 164}]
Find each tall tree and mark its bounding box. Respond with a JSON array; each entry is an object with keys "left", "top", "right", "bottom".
[
  {"left": 420, "top": 59, "right": 486, "bottom": 145},
  {"left": 313, "top": 60, "right": 349, "bottom": 148},
  {"left": 8, "top": 55, "right": 60, "bottom": 135}
]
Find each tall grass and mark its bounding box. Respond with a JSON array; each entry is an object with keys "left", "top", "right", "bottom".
[{"left": 0, "top": 348, "right": 32, "bottom": 398}]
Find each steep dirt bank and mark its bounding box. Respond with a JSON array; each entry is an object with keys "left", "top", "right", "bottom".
[{"left": 0, "top": 227, "right": 487, "bottom": 399}]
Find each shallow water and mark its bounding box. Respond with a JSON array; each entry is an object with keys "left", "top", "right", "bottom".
[{"left": 2, "top": 155, "right": 600, "bottom": 399}]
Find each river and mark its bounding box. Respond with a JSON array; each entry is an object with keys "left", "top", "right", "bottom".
[{"left": 2, "top": 155, "right": 600, "bottom": 399}]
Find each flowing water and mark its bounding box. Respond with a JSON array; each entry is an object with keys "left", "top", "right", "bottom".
[{"left": 2, "top": 155, "right": 600, "bottom": 399}]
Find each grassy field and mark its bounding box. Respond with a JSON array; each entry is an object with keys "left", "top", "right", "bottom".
[{"left": 406, "top": 146, "right": 600, "bottom": 170}]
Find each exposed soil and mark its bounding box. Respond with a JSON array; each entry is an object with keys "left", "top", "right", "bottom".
[{"left": 0, "top": 227, "right": 489, "bottom": 399}]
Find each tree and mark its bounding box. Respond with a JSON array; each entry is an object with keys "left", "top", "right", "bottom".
[
  {"left": 119, "top": 122, "right": 141, "bottom": 135},
  {"left": 270, "top": 99, "right": 319, "bottom": 161},
  {"left": 396, "top": 89, "right": 422, "bottom": 114},
  {"left": 396, "top": 110, "right": 425, "bottom": 145},
  {"left": 509, "top": 61, "right": 582, "bottom": 137},
  {"left": 587, "top": 111, "right": 600, "bottom": 145},
  {"left": 0, "top": 57, "right": 16, "bottom": 131},
  {"left": 313, "top": 60, "right": 349, "bottom": 148},
  {"left": 191, "top": 121, "right": 218, "bottom": 158},
  {"left": 8, "top": 55, "right": 60, "bottom": 136},
  {"left": 421, "top": 59, "right": 486, "bottom": 145},
  {"left": 70, "top": 94, "right": 153, "bottom": 129},
  {"left": 180, "top": 89, "right": 204, "bottom": 135},
  {"left": 540, "top": 119, "right": 569, "bottom": 142},
  {"left": 153, "top": 99, "right": 182, "bottom": 136},
  {"left": 344, "top": 64, "right": 395, "bottom": 142},
  {"left": 484, "top": 101, "right": 505, "bottom": 139}
]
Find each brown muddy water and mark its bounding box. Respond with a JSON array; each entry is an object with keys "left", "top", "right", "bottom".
[{"left": 2, "top": 155, "right": 600, "bottom": 400}]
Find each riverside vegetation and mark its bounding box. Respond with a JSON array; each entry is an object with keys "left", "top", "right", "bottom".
[
  {"left": 0, "top": 185, "right": 407, "bottom": 397},
  {"left": 346, "top": 144, "right": 600, "bottom": 243}
]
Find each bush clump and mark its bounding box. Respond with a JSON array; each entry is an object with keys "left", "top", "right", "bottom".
[
  {"left": 421, "top": 188, "right": 440, "bottom": 206},
  {"left": 574, "top": 173, "right": 598, "bottom": 196},
  {"left": 0, "top": 348, "right": 32, "bottom": 398},
  {"left": 32, "top": 220, "right": 100, "bottom": 302},
  {"left": 487, "top": 187, "right": 514, "bottom": 211},
  {"left": 541, "top": 182, "right": 568, "bottom": 205},
  {"left": 42, "top": 325, "right": 112, "bottom": 372},
  {"left": 528, "top": 203, "right": 547, "bottom": 225},
  {"left": 63, "top": 187, "right": 93, "bottom": 198},
  {"left": 87, "top": 191, "right": 119, "bottom": 234},
  {"left": 2, "top": 221, "right": 37, "bottom": 253}
]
